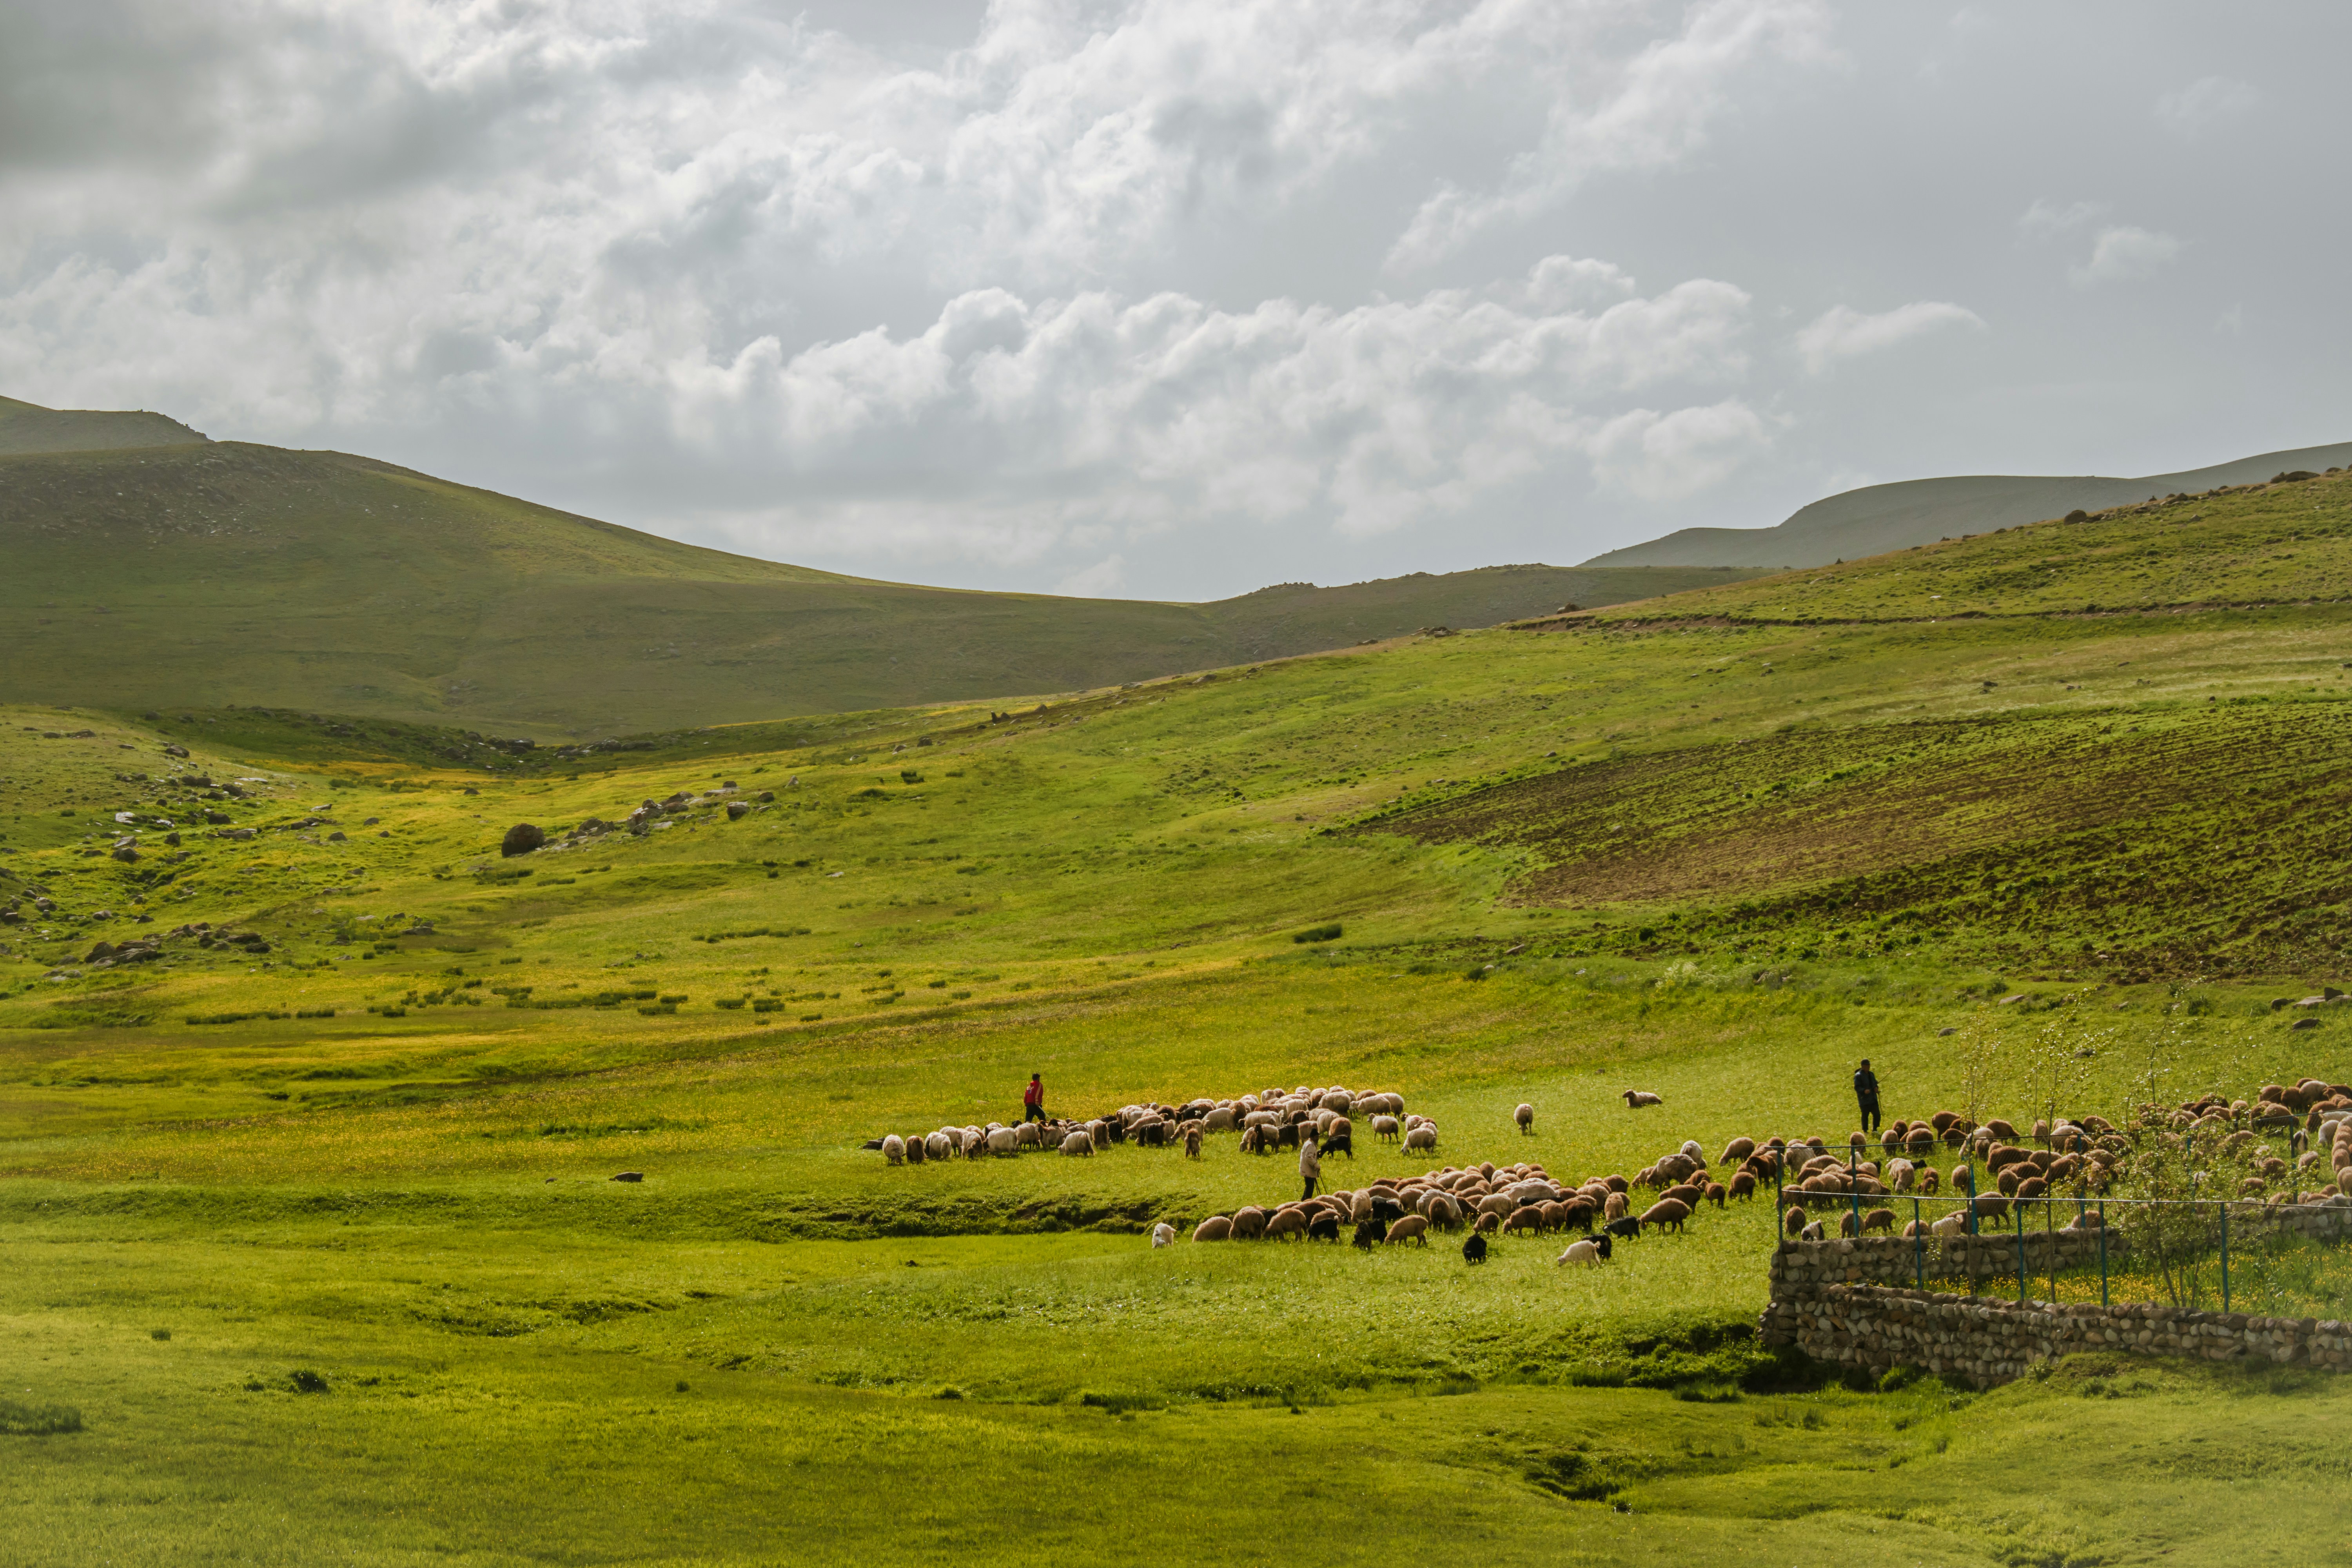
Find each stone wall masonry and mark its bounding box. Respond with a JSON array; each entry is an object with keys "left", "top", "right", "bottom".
[{"left": 1761, "top": 1218, "right": 2352, "bottom": 1388}]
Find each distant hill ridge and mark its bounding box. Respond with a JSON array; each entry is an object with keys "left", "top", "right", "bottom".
[
  {"left": 0, "top": 396, "right": 1765, "bottom": 734},
  {"left": 1582, "top": 441, "right": 2352, "bottom": 569},
  {"left": 0, "top": 393, "right": 210, "bottom": 457}
]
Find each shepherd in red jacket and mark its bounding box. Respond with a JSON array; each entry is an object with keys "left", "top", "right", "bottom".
[{"left": 1022, "top": 1074, "right": 1045, "bottom": 1123}]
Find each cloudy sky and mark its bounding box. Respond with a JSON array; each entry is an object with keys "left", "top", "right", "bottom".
[{"left": 2, "top": 2, "right": 2345, "bottom": 600}]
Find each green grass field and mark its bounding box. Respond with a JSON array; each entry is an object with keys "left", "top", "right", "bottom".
[{"left": 4, "top": 468, "right": 2352, "bottom": 1563}]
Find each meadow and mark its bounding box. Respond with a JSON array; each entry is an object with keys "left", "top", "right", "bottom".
[{"left": 4, "top": 470, "right": 2352, "bottom": 1563}]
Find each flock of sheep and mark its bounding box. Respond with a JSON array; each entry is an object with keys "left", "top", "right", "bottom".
[{"left": 868, "top": 1073, "right": 2352, "bottom": 1264}]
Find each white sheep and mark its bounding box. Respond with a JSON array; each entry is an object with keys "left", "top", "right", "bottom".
[
  {"left": 1151, "top": 1222, "right": 1176, "bottom": 1248},
  {"left": 1931, "top": 1212, "right": 1967, "bottom": 1238},
  {"left": 925, "top": 1131, "right": 953, "bottom": 1162},
  {"left": 1557, "top": 1238, "right": 1608, "bottom": 1266},
  {"left": 985, "top": 1127, "right": 1020, "bottom": 1157},
  {"left": 1679, "top": 1139, "right": 1703, "bottom": 1162},
  {"left": 1060, "top": 1130, "right": 1094, "bottom": 1156},
  {"left": 881, "top": 1134, "right": 905, "bottom": 1165},
  {"left": 1405, "top": 1124, "right": 1438, "bottom": 1153},
  {"left": 1515, "top": 1103, "right": 1535, "bottom": 1135},
  {"left": 1372, "top": 1114, "right": 1401, "bottom": 1143}
]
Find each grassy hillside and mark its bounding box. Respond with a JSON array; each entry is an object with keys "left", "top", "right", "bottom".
[
  {"left": 0, "top": 393, "right": 210, "bottom": 456},
  {"left": 0, "top": 415, "right": 1760, "bottom": 734},
  {"left": 3, "top": 486, "right": 2350, "bottom": 1563},
  {"left": 1583, "top": 439, "right": 2352, "bottom": 568}
]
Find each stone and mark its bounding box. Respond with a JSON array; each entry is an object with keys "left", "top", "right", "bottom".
[
  {"left": 611, "top": 1171, "right": 644, "bottom": 1183},
  {"left": 500, "top": 823, "right": 546, "bottom": 857},
  {"left": 725, "top": 801, "right": 750, "bottom": 821}
]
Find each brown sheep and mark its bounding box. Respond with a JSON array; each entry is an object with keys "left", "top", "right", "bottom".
[
  {"left": 1472, "top": 1211, "right": 1500, "bottom": 1235},
  {"left": 1385, "top": 1214, "right": 1430, "bottom": 1246},
  {"left": 1970, "top": 1193, "right": 2012, "bottom": 1230},
  {"left": 1639, "top": 1198, "right": 1691, "bottom": 1233},
  {"left": 1720, "top": 1135, "right": 1757, "bottom": 1165},
  {"left": 1659, "top": 1182, "right": 1704, "bottom": 1208},
  {"left": 1515, "top": 1103, "right": 1535, "bottom": 1134},
  {"left": 1602, "top": 1191, "right": 1629, "bottom": 1222},
  {"left": 2014, "top": 1175, "right": 2048, "bottom": 1203},
  {"left": 1263, "top": 1209, "right": 1308, "bottom": 1242},
  {"left": 1230, "top": 1206, "right": 1269, "bottom": 1240},
  {"left": 1502, "top": 1206, "right": 1545, "bottom": 1236},
  {"left": 1727, "top": 1172, "right": 1757, "bottom": 1202},
  {"left": 1704, "top": 1181, "right": 1727, "bottom": 1208},
  {"left": 1784, "top": 1205, "right": 1809, "bottom": 1236},
  {"left": 1861, "top": 1207, "right": 1896, "bottom": 1234},
  {"left": 1193, "top": 1216, "right": 1232, "bottom": 1241},
  {"left": 1918, "top": 1167, "right": 1941, "bottom": 1196},
  {"left": 1183, "top": 1125, "right": 1203, "bottom": 1159}
]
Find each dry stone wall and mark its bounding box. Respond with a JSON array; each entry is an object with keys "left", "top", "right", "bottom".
[{"left": 1761, "top": 1233, "right": 2352, "bottom": 1388}]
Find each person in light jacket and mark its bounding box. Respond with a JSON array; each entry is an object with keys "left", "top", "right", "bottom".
[{"left": 1299, "top": 1133, "right": 1321, "bottom": 1202}]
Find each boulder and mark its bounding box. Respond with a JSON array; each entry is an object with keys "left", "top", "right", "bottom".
[
  {"left": 500, "top": 823, "right": 545, "bottom": 857},
  {"left": 162, "top": 744, "right": 189, "bottom": 758},
  {"left": 725, "top": 800, "right": 750, "bottom": 820}
]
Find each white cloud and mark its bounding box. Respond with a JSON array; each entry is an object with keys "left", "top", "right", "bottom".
[
  {"left": 659, "top": 258, "right": 1759, "bottom": 557},
  {"left": 2069, "top": 226, "right": 2182, "bottom": 287},
  {"left": 2017, "top": 198, "right": 2103, "bottom": 238},
  {"left": 1793, "top": 300, "right": 1984, "bottom": 374},
  {"left": 2155, "top": 75, "right": 2260, "bottom": 140},
  {"left": 1055, "top": 555, "right": 1129, "bottom": 598},
  {"left": 1588, "top": 399, "right": 1772, "bottom": 502},
  {"left": 1385, "top": 0, "right": 1836, "bottom": 272}
]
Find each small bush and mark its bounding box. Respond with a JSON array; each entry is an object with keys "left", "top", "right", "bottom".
[
  {"left": 289, "top": 1369, "right": 329, "bottom": 1394},
  {"left": 1292, "top": 922, "right": 1343, "bottom": 943}
]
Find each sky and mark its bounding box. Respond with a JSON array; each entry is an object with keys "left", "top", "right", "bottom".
[{"left": 2, "top": 2, "right": 2347, "bottom": 602}]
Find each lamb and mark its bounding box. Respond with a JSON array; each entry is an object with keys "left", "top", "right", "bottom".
[
  {"left": 1602, "top": 1191, "right": 1629, "bottom": 1222},
  {"left": 1799, "top": 1220, "right": 1826, "bottom": 1241},
  {"left": 1556, "top": 1235, "right": 1613, "bottom": 1265},
  {"left": 1193, "top": 1216, "right": 1233, "bottom": 1242},
  {"left": 1515, "top": 1103, "right": 1535, "bottom": 1135},
  {"left": 882, "top": 1134, "right": 906, "bottom": 1165},
  {"left": 1306, "top": 1212, "right": 1341, "bottom": 1243},
  {"left": 1930, "top": 1212, "right": 1967, "bottom": 1239},
  {"left": 1151, "top": 1222, "right": 1176, "bottom": 1248},
  {"left": 1621, "top": 1090, "right": 1664, "bottom": 1108},
  {"left": 1060, "top": 1130, "right": 1094, "bottom": 1156},
  {"left": 1704, "top": 1181, "right": 1726, "bottom": 1208},
  {"left": 1385, "top": 1215, "right": 1430, "bottom": 1246}
]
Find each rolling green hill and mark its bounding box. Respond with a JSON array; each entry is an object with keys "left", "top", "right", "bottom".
[
  {"left": 5, "top": 429, "right": 2351, "bottom": 1564},
  {"left": 0, "top": 392, "right": 210, "bottom": 456},
  {"left": 1582, "top": 439, "right": 2352, "bottom": 568},
  {"left": 0, "top": 400, "right": 1762, "bottom": 734}
]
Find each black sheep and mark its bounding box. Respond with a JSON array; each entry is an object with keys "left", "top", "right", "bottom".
[
  {"left": 1351, "top": 1219, "right": 1383, "bottom": 1250},
  {"left": 1307, "top": 1212, "right": 1341, "bottom": 1243},
  {"left": 1604, "top": 1215, "right": 1643, "bottom": 1241},
  {"left": 1368, "top": 1193, "right": 1406, "bottom": 1227},
  {"left": 1461, "top": 1233, "right": 1488, "bottom": 1265},
  {"left": 1322, "top": 1132, "right": 1353, "bottom": 1160}
]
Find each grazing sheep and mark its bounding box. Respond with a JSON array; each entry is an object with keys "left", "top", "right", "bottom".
[
  {"left": 1463, "top": 1233, "right": 1489, "bottom": 1265},
  {"left": 1604, "top": 1215, "right": 1643, "bottom": 1241},
  {"left": 1931, "top": 1211, "right": 1967, "bottom": 1239},
  {"left": 1193, "top": 1216, "right": 1233, "bottom": 1242},
  {"left": 882, "top": 1134, "right": 906, "bottom": 1166},
  {"left": 1603, "top": 1191, "right": 1629, "bottom": 1222},
  {"left": 1918, "top": 1167, "right": 1941, "bottom": 1196},
  {"left": 1263, "top": 1209, "right": 1308, "bottom": 1242},
  {"left": 1970, "top": 1193, "right": 2012, "bottom": 1230},
  {"left": 1183, "top": 1125, "right": 1203, "bottom": 1160},
  {"left": 925, "top": 1132, "right": 953, "bottom": 1162},
  {"left": 1015, "top": 1122, "right": 1044, "bottom": 1150},
  {"left": 1385, "top": 1215, "right": 1430, "bottom": 1246},
  {"left": 1639, "top": 1198, "right": 1692, "bottom": 1233},
  {"left": 1307, "top": 1212, "right": 1341, "bottom": 1243},
  {"left": 985, "top": 1127, "right": 1020, "bottom": 1157},
  {"left": 1621, "top": 1090, "right": 1663, "bottom": 1109},
  {"left": 1720, "top": 1136, "right": 1757, "bottom": 1166},
  {"left": 1060, "top": 1130, "right": 1094, "bottom": 1156},
  {"left": 1231, "top": 1206, "right": 1269, "bottom": 1241},
  {"left": 1151, "top": 1222, "right": 1176, "bottom": 1248},
  {"left": 1352, "top": 1219, "right": 1384, "bottom": 1249},
  {"left": 1502, "top": 1206, "right": 1545, "bottom": 1236},
  {"left": 1704, "top": 1181, "right": 1727, "bottom": 1209},
  {"left": 1785, "top": 1205, "right": 1809, "bottom": 1236},
  {"left": 1515, "top": 1103, "right": 1536, "bottom": 1135},
  {"left": 1472, "top": 1211, "right": 1501, "bottom": 1236},
  {"left": 1372, "top": 1114, "right": 1402, "bottom": 1144},
  {"left": 1557, "top": 1235, "right": 1613, "bottom": 1265},
  {"left": 1659, "top": 1182, "right": 1704, "bottom": 1209},
  {"left": 1405, "top": 1125, "right": 1439, "bottom": 1154},
  {"left": 1799, "top": 1221, "right": 1826, "bottom": 1241},
  {"left": 1201, "top": 1106, "right": 1238, "bottom": 1132},
  {"left": 1861, "top": 1207, "right": 1896, "bottom": 1234}
]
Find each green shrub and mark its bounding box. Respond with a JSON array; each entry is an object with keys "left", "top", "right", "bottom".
[{"left": 1292, "top": 922, "right": 1343, "bottom": 943}]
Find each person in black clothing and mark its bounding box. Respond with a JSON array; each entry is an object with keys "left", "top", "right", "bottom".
[{"left": 1853, "top": 1059, "right": 1881, "bottom": 1133}]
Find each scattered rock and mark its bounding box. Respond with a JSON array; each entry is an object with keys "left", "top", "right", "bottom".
[
  {"left": 610, "top": 1171, "right": 644, "bottom": 1183},
  {"left": 162, "top": 744, "right": 189, "bottom": 758},
  {"left": 725, "top": 801, "right": 750, "bottom": 820},
  {"left": 500, "top": 823, "right": 546, "bottom": 857},
  {"left": 327, "top": 831, "right": 347, "bottom": 842}
]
